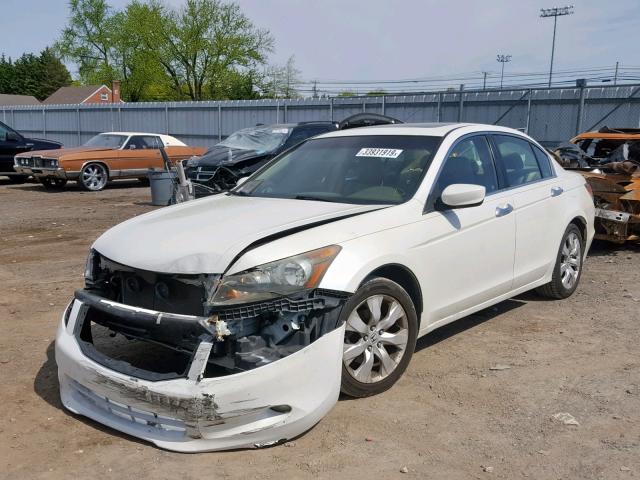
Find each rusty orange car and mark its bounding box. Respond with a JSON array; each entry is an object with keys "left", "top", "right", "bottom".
[{"left": 13, "top": 132, "right": 206, "bottom": 191}]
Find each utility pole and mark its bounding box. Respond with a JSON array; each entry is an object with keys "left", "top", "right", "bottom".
[
  {"left": 540, "top": 5, "right": 574, "bottom": 87},
  {"left": 614, "top": 61, "right": 619, "bottom": 85},
  {"left": 312, "top": 80, "right": 318, "bottom": 99},
  {"left": 482, "top": 71, "right": 488, "bottom": 90},
  {"left": 496, "top": 55, "right": 512, "bottom": 89}
]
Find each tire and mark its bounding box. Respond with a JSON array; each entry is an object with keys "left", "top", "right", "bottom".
[
  {"left": 138, "top": 177, "right": 150, "bottom": 186},
  {"left": 79, "top": 163, "right": 108, "bottom": 191},
  {"left": 536, "top": 224, "right": 584, "bottom": 299},
  {"left": 40, "top": 177, "right": 68, "bottom": 190},
  {"left": 341, "top": 277, "right": 418, "bottom": 398},
  {"left": 7, "top": 175, "right": 28, "bottom": 184}
]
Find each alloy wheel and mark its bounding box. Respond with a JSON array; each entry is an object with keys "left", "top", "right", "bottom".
[
  {"left": 343, "top": 294, "right": 409, "bottom": 384},
  {"left": 81, "top": 164, "right": 108, "bottom": 191},
  {"left": 560, "top": 231, "right": 581, "bottom": 289}
]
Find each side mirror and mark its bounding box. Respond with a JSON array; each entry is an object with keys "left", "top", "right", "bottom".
[
  {"left": 440, "top": 184, "right": 486, "bottom": 208},
  {"left": 6, "top": 131, "right": 21, "bottom": 142},
  {"left": 129, "top": 144, "right": 136, "bottom": 150}
]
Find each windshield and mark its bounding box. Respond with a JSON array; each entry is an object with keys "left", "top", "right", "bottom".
[
  {"left": 217, "top": 127, "right": 291, "bottom": 153},
  {"left": 84, "top": 134, "right": 128, "bottom": 148},
  {"left": 235, "top": 135, "right": 440, "bottom": 205}
]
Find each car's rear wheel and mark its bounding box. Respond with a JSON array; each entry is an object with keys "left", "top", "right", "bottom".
[
  {"left": 79, "top": 163, "right": 108, "bottom": 191},
  {"left": 341, "top": 278, "right": 418, "bottom": 398},
  {"left": 536, "top": 224, "right": 584, "bottom": 299},
  {"left": 7, "top": 175, "right": 28, "bottom": 184},
  {"left": 40, "top": 177, "right": 68, "bottom": 190}
]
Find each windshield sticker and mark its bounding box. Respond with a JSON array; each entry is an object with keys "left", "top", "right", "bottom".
[
  {"left": 356, "top": 148, "right": 403, "bottom": 158},
  {"left": 271, "top": 128, "right": 290, "bottom": 134}
]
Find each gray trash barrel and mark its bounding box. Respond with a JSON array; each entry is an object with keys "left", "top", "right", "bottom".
[{"left": 148, "top": 168, "right": 175, "bottom": 206}]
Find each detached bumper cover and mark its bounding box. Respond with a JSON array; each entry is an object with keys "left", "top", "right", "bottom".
[{"left": 56, "top": 299, "right": 345, "bottom": 452}]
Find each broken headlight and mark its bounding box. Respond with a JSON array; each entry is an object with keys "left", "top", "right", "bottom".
[
  {"left": 209, "top": 245, "right": 341, "bottom": 306},
  {"left": 84, "top": 249, "right": 100, "bottom": 286}
]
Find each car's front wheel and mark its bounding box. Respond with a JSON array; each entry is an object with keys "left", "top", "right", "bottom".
[
  {"left": 536, "top": 223, "right": 584, "bottom": 299},
  {"left": 341, "top": 278, "right": 418, "bottom": 398},
  {"left": 79, "top": 163, "right": 108, "bottom": 191}
]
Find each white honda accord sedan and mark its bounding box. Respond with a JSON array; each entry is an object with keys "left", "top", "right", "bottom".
[{"left": 56, "top": 123, "right": 595, "bottom": 452}]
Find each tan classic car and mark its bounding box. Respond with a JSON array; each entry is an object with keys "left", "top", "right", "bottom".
[{"left": 14, "top": 132, "right": 206, "bottom": 191}]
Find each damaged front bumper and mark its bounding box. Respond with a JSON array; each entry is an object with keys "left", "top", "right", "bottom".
[{"left": 55, "top": 290, "right": 348, "bottom": 452}]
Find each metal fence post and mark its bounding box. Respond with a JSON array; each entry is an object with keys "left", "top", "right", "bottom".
[
  {"left": 329, "top": 97, "right": 334, "bottom": 122},
  {"left": 525, "top": 89, "right": 532, "bottom": 134},
  {"left": 2, "top": 109, "right": 5, "bottom": 123},
  {"left": 437, "top": 93, "right": 442, "bottom": 122},
  {"left": 42, "top": 107, "right": 46, "bottom": 136},
  {"left": 283, "top": 103, "right": 287, "bottom": 123},
  {"left": 575, "top": 85, "right": 586, "bottom": 135},
  {"left": 381, "top": 95, "right": 386, "bottom": 116},
  {"left": 118, "top": 106, "right": 122, "bottom": 131},
  {"left": 457, "top": 84, "right": 465, "bottom": 122},
  {"left": 362, "top": 99, "right": 366, "bottom": 112},
  {"left": 11, "top": 109, "right": 14, "bottom": 127},
  {"left": 77, "top": 107, "right": 81, "bottom": 145},
  {"left": 218, "top": 104, "right": 222, "bottom": 141},
  {"left": 276, "top": 100, "right": 280, "bottom": 123},
  {"left": 165, "top": 104, "right": 169, "bottom": 134}
]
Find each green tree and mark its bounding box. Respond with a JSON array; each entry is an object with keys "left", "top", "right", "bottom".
[
  {"left": 55, "top": 0, "right": 118, "bottom": 85},
  {"left": 0, "top": 49, "right": 71, "bottom": 100},
  {"left": 142, "top": 0, "right": 274, "bottom": 100},
  {"left": 262, "top": 56, "right": 301, "bottom": 98}
]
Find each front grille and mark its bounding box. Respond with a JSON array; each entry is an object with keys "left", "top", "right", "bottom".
[
  {"left": 17, "top": 156, "right": 57, "bottom": 168},
  {"left": 70, "top": 379, "right": 186, "bottom": 435}
]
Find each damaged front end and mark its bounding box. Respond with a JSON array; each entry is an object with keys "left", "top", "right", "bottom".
[
  {"left": 553, "top": 133, "right": 640, "bottom": 244},
  {"left": 582, "top": 171, "right": 640, "bottom": 243},
  {"left": 55, "top": 250, "right": 349, "bottom": 452}
]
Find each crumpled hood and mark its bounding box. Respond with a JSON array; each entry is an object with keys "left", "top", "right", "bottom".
[
  {"left": 93, "top": 195, "right": 382, "bottom": 274},
  {"left": 16, "top": 146, "right": 113, "bottom": 159},
  {"left": 188, "top": 146, "right": 268, "bottom": 168}
]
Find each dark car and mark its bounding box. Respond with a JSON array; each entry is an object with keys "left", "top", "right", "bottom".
[
  {"left": 184, "top": 113, "right": 402, "bottom": 197},
  {"left": 0, "top": 120, "right": 62, "bottom": 182}
]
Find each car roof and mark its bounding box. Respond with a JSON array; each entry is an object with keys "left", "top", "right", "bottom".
[
  {"left": 316, "top": 122, "right": 523, "bottom": 139},
  {"left": 572, "top": 132, "right": 640, "bottom": 141},
  {"left": 100, "top": 132, "right": 186, "bottom": 146}
]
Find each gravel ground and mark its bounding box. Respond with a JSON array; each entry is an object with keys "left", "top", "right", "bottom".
[{"left": 0, "top": 178, "right": 638, "bottom": 480}]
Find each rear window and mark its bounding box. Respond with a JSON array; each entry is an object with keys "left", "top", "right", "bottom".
[{"left": 530, "top": 144, "right": 554, "bottom": 177}]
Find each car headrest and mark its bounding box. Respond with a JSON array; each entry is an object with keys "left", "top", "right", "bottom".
[{"left": 502, "top": 153, "right": 523, "bottom": 171}]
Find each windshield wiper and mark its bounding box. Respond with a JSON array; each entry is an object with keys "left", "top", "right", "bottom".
[
  {"left": 293, "top": 195, "right": 337, "bottom": 203},
  {"left": 227, "top": 190, "right": 251, "bottom": 196}
]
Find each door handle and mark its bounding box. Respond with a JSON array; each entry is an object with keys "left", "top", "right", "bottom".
[
  {"left": 495, "top": 203, "right": 513, "bottom": 217},
  {"left": 551, "top": 186, "right": 564, "bottom": 197}
]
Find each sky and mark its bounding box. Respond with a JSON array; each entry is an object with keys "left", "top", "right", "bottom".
[{"left": 1, "top": 0, "right": 638, "bottom": 91}]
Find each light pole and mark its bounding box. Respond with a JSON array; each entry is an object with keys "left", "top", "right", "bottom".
[
  {"left": 496, "top": 55, "right": 512, "bottom": 89},
  {"left": 540, "top": 5, "right": 574, "bottom": 87}
]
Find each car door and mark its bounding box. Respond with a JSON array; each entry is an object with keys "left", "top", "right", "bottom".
[
  {"left": 489, "top": 134, "right": 561, "bottom": 289},
  {"left": 420, "top": 134, "right": 516, "bottom": 322},
  {"left": 116, "top": 135, "right": 162, "bottom": 177},
  {"left": 0, "top": 122, "right": 29, "bottom": 173}
]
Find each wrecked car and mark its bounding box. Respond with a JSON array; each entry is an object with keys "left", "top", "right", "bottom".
[
  {"left": 56, "top": 123, "right": 594, "bottom": 452},
  {"left": 183, "top": 113, "right": 402, "bottom": 197},
  {"left": 552, "top": 127, "right": 640, "bottom": 243}
]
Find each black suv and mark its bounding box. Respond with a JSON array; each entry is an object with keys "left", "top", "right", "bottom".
[
  {"left": 0, "top": 120, "right": 62, "bottom": 182},
  {"left": 184, "top": 113, "right": 401, "bottom": 197}
]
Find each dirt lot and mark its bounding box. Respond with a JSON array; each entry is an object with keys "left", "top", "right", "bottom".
[{"left": 0, "top": 178, "right": 638, "bottom": 480}]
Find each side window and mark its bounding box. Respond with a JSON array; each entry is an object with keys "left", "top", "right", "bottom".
[
  {"left": 530, "top": 143, "right": 554, "bottom": 178},
  {"left": 126, "top": 136, "right": 160, "bottom": 150},
  {"left": 0, "top": 123, "right": 9, "bottom": 141},
  {"left": 435, "top": 136, "right": 498, "bottom": 195},
  {"left": 493, "top": 135, "right": 542, "bottom": 187},
  {"left": 141, "top": 136, "right": 161, "bottom": 149}
]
